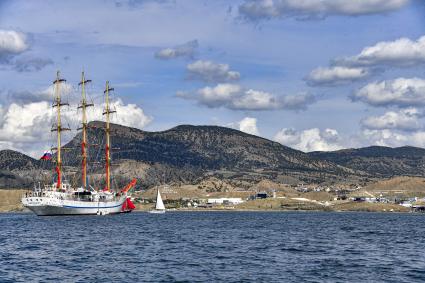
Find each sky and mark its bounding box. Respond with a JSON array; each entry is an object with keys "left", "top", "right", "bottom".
[{"left": 0, "top": 0, "right": 425, "bottom": 156}]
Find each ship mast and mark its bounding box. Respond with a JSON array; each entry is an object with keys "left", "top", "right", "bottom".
[
  {"left": 78, "top": 71, "right": 93, "bottom": 189},
  {"left": 52, "top": 71, "right": 69, "bottom": 189},
  {"left": 103, "top": 81, "right": 116, "bottom": 191}
]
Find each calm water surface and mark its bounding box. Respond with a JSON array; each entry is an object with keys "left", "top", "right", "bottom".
[{"left": 1, "top": 211, "right": 425, "bottom": 282}]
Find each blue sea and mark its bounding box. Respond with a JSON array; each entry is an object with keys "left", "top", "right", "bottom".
[{"left": 1, "top": 211, "right": 425, "bottom": 282}]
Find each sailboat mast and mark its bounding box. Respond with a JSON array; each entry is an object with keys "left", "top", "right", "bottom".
[
  {"left": 52, "top": 71, "right": 69, "bottom": 189},
  {"left": 78, "top": 71, "right": 93, "bottom": 189},
  {"left": 103, "top": 81, "right": 115, "bottom": 191}
]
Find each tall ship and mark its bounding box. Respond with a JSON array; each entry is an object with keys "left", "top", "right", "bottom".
[{"left": 22, "top": 71, "right": 137, "bottom": 216}]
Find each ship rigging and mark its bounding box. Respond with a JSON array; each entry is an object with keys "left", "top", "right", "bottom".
[{"left": 21, "top": 71, "right": 137, "bottom": 216}]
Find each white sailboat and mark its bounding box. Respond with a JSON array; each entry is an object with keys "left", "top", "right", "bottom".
[{"left": 149, "top": 188, "right": 166, "bottom": 214}]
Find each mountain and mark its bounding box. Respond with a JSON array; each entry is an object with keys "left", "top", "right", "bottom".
[
  {"left": 308, "top": 146, "right": 425, "bottom": 177},
  {"left": 0, "top": 150, "right": 44, "bottom": 188},
  {"left": 2, "top": 122, "right": 425, "bottom": 189},
  {"left": 0, "top": 150, "right": 41, "bottom": 171},
  {"left": 60, "top": 121, "right": 363, "bottom": 188}
]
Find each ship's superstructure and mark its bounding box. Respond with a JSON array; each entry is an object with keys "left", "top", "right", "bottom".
[{"left": 22, "top": 71, "right": 136, "bottom": 216}]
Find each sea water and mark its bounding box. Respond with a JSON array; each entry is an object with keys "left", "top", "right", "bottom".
[{"left": 1, "top": 211, "right": 424, "bottom": 282}]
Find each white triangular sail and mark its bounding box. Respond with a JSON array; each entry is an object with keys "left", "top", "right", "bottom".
[{"left": 155, "top": 189, "right": 165, "bottom": 210}]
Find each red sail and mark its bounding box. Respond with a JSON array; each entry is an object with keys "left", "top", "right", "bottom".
[{"left": 126, "top": 198, "right": 136, "bottom": 210}]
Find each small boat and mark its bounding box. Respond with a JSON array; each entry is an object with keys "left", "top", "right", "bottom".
[{"left": 149, "top": 188, "right": 166, "bottom": 214}]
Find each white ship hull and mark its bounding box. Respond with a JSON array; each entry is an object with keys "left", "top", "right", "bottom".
[
  {"left": 22, "top": 194, "right": 126, "bottom": 216},
  {"left": 28, "top": 72, "right": 139, "bottom": 216}
]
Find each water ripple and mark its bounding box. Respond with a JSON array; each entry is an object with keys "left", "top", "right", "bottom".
[{"left": 0, "top": 211, "right": 424, "bottom": 282}]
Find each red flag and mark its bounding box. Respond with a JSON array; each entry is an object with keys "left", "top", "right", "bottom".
[{"left": 40, "top": 152, "right": 52, "bottom": 160}]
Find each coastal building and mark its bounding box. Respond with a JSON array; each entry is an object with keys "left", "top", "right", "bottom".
[
  {"left": 255, "top": 192, "right": 268, "bottom": 199},
  {"left": 352, "top": 197, "right": 366, "bottom": 202},
  {"left": 207, "top": 198, "right": 244, "bottom": 205},
  {"left": 248, "top": 192, "right": 269, "bottom": 200}
]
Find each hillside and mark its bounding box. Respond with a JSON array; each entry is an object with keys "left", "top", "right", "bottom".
[
  {"left": 358, "top": 176, "right": 425, "bottom": 198},
  {"left": 0, "top": 150, "right": 44, "bottom": 188},
  {"left": 0, "top": 150, "right": 41, "bottom": 171},
  {"left": 309, "top": 146, "right": 425, "bottom": 177},
  {"left": 3, "top": 123, "right": 425, "bottom": 189},
  {"left": 0, "top": 190, "right": 25, "bottom": 211},
  {"left": 60, "top": 122, "right": 365, "bottom": 188}
]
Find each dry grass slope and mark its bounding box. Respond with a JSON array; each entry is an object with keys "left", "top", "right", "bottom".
[
  {"left": 333, "top": 202, "right": 410, "bottom": 212},
  {"left": 0, "top": 189, "right": 25, "bottom": 212},
  {"left": 360, "top": 177, "right": 425, "bottom": 197},
  {"left": 236, "top": 198, "right": 326, "bottom": 211}
]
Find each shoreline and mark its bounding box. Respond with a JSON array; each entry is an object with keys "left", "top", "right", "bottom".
[
  {"left": 2, "top": 208, "right": 418, "bottom": 214},
  {"left": 1, "top": 204, "right": 413, "bottom": 214},
  {"left": 0, "top": 189, "right": 413, "bottom": 214}
]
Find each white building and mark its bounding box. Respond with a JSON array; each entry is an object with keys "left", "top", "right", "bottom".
[{"left": 207, "top": 198, "right": 244, "bottom": 205}]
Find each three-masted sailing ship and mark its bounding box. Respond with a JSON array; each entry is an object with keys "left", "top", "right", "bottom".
[{"left": 22, "top": 71, "right": 137, "bottom": 216}]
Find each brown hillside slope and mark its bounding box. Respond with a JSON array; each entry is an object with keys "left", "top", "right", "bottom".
[
  {"left": 0, "top": 190, "right": 25, "bottom": 212},
  {"left": 359, "top": 177, "right": 425, "bottom": 197}
]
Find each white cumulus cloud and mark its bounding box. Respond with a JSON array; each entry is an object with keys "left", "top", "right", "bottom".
[
  {"left": 0, "top": 99, "right": 152, "bottom": 156},
  {"left": 337, "top": 35, "right": 425, "bottom": 67},
  {"left": 0, "top": 30, "right": 51, "bottom": 72},
  {"left": 306, "top": 66, "right": 369, "bottom": 86},
  {"left": 360, "top": 129, "right": 409, "bottom": 148},
  {"left": 0, "top": 30, "right": 28, "bottom": 56},
  {"left": 274, "top": 128, "right": 342, "bottom": 152},
  {"left": 353, "top": 77, "right": 425, "bottom": 107},
  {"left": 307, "top": 35, "right": 425, "bottom": 87},
  {"left": 186, "top": 60, "right": 240, "bottom": 82},
  {"left": 358, "top": 129, "right": 425, "bottom": 148},
  {"left": 227, "top": 117, "right": 259, "bottom": 135},
  {"left": 231, "top": 89, "right": 280, "bottom": 110},
  {"left": 361, "top": 108, "right": 422, "bottom": 131},
  {"left": 177, "top": 83, "right": 315, "bottom": 111},
  {"left": 93, "top": 99, "right": 153, "bottom": 130}
]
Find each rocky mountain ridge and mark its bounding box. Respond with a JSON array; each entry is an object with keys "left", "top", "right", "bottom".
[
  {"left": 309, "top": 146, "right": 425, "bottom": 177},
  {"left": 1, "top": 122, "right": 424, "bottom": 188}
]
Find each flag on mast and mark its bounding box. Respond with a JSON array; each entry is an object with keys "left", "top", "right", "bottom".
[{"left": 40, "top": 151, "right": 52, "bottom": 160}]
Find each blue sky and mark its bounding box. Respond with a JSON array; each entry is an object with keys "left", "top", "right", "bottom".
[{"left": 0, "top": 0, "right": 425, "bottom": 156}]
